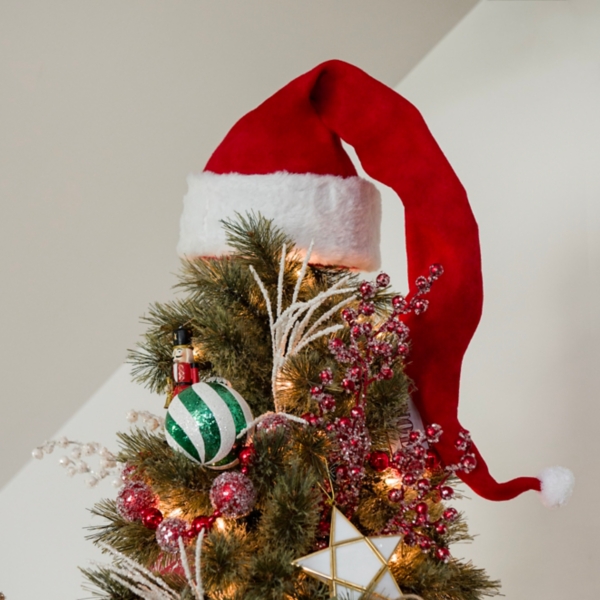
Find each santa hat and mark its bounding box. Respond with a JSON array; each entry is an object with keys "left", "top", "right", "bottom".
[{"left": 178, "top": 59, "right": 574, "bottom": 508}]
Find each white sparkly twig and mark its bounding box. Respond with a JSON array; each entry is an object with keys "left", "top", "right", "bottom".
[
  {"left": 249, "top": 243, "right": 355, "bottom": 410},
  {"left": 95, "top": 536, "right": 205, "bottom": 600},
  {"left": 32, "top": 410, "right": 165, "bottom": 488}
]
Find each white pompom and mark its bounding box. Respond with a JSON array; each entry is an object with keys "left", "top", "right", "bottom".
[
  {"left": 538, "top": 466, "right": 575, "bottom": 508},
  {"left": 32, "top": 448, "right": 44, "bottom": 460}
]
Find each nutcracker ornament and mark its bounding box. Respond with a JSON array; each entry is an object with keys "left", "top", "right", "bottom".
[{"left": 166, "top": 326, "right": 200, "bottom": 408}]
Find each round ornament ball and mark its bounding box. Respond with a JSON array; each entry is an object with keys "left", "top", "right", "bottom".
[
  {"left": 116, "top": 481, "right": 156, "bottom": 522},
  {"left": 210, "top": 471, "right": 256, "bottom": 518},
  {"left": 165, "top": 380, "right": 253, "bottom": 468},
  {"left": 156, "top": 517, "right": 189, "bottom": 553}
]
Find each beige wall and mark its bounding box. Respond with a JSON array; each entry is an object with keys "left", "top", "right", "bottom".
[{"left": 0, "top": 0, "right": 477, "bottom": 489}]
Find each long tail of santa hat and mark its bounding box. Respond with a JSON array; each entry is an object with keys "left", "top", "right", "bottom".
[{"left": 178, "top": 59, "right": 574, "bottom": 508}]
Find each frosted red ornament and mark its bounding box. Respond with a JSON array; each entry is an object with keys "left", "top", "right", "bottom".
[
  {"left": 156, "top": 517, "right": 189, "bottom": 553},
  {"left": 210, "top": 471, "right": 256, "bottom": 518},
  {"left": 116, "top": 481, "right": 156, "bottom": 522}
]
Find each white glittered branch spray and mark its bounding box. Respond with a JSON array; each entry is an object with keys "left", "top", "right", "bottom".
[
  {"left": 249, "top": 242, "right": 356, "bottom": 411},
  {"left": 32, "top": 410, "right": 164, "bottom": 488},
  {"left": 95, "top": 533, "right": 204, "bottom": 600}
]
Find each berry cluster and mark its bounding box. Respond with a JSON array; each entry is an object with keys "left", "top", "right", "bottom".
[{"left": 372, "top": 425, "right": 478, "bottom": 562}]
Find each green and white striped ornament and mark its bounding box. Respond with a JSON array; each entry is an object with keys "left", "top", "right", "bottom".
[{"left": 165, "top": 380, "right": 253, "bottom": 467}]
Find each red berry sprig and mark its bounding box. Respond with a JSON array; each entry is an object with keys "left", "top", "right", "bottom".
[{"left": 373, "top": 424, "right": 478, "bottom": 562}]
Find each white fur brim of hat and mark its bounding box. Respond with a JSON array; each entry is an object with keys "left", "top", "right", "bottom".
[{"left": 177, "top": 171, "right": 382, "bottom": 272}]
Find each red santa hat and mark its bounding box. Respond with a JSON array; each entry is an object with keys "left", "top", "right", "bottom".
[{"left": 178, "top": 59, "right": 573, "bottom": 508}]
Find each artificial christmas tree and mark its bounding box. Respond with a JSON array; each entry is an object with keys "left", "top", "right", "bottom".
[{"left": 35, "top": 60, "right": 573, "bottom": 599}]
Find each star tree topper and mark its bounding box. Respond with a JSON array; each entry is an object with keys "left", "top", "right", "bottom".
[{"left": 293, "top": 507, "right": 403, "bottom": 599}]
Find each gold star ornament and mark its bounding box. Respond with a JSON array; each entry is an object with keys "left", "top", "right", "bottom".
[{"left": 293, "top": 507, "right": 403, "bottom": 599}]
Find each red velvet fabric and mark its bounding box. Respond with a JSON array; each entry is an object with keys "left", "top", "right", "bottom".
[{"left": 205, "top": 60, "right": 541, "bottom": 501}]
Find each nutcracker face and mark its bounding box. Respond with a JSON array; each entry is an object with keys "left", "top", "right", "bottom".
[{"left": 173, "top": 346, "right": 194, "bottom": 363}]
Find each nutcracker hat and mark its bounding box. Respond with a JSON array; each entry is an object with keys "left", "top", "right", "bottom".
[{"left": 178, "top": 59, "right": 573, "bottom": 507}]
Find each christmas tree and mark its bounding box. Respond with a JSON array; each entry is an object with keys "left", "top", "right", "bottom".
[
  {"left": 84, "top": 213, "right": 500, "bottom": 600},
  {"left": 35, "top": 59, "right": 573, "bottom": 600}
]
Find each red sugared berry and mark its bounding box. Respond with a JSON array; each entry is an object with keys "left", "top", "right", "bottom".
[
  {"left": 439, "top": 486, "right": 454, "bottom": 500},
  {"left": 415, "top": 502, "right": 429, "bottom": 515},
  {"left": 350, "top": 405, "right": 364, "bottom": 419},
  {"left": 388, "top": 488, "right": 403, "bottom": 503},
  {"left": 379, "top": 366, "right": 394, "bottom": 380},
  {"left": 376, "top": 273, "right": 390, "bottom": 287},
  {"left": 443, "top": 507, "right": 458, "bottom": 522},
  {"left": 341, "top": 379, "right": 355, "bottom": 392},
  {"left": 435, "top": 522, "right": 448, "bottom": 535},
  {"left": 319, "top": 369, "right": 333, "bottom": 384},
  {"left": 435, "top": 547, "right": 450, "bottom": 562}
]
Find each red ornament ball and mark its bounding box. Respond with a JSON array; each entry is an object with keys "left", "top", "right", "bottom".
[
  {"left": 435, "top": 522, "right": 448, "bottom": 535},
  {"left": 210, "top": 471, "right": 256, "bottom": 518},
  {"left": 368, "top": 451, "right": 389, "bottom": 472},
  {"left": 140, "top": 507, "right": 163, "bottom": 530},
  {"left": 116, "top": 482, "right": 156, "bottom": 522},
  {"left": 156, "top": 518, "right": 189, "bottom": 553},
  {"left": 191, "top": 515, "right": 212, "bottom": 534},
  {"left": 238, "top": 446, "right": 255, "bottom": 466}
]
